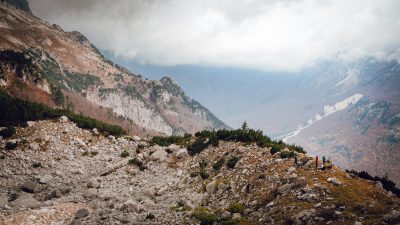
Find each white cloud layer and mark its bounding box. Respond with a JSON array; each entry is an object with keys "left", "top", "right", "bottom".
[{"left": 30, "top": 0, "right": 400, "bottom": 71}]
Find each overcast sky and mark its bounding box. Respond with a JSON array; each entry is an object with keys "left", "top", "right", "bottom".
[{"left": 29, "top": 0, "right": 400, "bottom": 72}]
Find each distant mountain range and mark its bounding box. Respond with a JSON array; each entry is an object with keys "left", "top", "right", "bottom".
[
  {"left": 0, "top": 0, "right": 228, "bottom": 137},
  {"left": 112, "top": 55, "right": 400, "bottom": 184}
]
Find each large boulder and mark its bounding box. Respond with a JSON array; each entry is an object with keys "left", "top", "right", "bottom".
[
  {"left": 59, "top": 115, "right": 69, "bottom": 123},
  {"left": 10, "top": 193, "right": 41, "bottom": 209},
  {"left": 296, "top": 153, "right": 309, "bottom": 166},
  {"left": 174, "top": 148, "right": 188, "bottom": 158},
  {"left": 206, "top": 180, "right": 218, "bottom": 194},
  {"left": 149, "top": 149, "right": 168, "bottom": 161},
  {"left": 167, "top": 144, "right": 180, "bottom": 152}
]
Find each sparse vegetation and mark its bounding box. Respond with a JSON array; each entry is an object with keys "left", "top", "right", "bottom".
[
  {"left": 192, "top": 207, "right": 218, "bottom": 225},
  {"left": 5, "top": 142, "right": 18, "bottom": 150},
  {"left": 64, "top": 71, "right": 103, "bottom": 93},
  {"left": 227, "top": 156, "right": 240, "bottom": 169},
  {"left": 270, "top": 146, "right": 280, "bottom": 155},
  {"left": 128, "top": 158, "right": 146, "bottom": 171},
  {"left": 227, "top": 203, "right": 245, "bottom": 214},
  {"left": 346, "top": 170, "right": 400, "bottom": 197},
  {"left": 258, "top": 174, "right": 266, "bottom": 179},
  {"left": 32, "top": 162, "right": 42, "bottom": 168},
  {"left": 150, "top": 135, "right": 191, "bottom": 147},
  {"left": 186, "top": 122, "right": 305, "bottom": 155},
  {"left": 280, "top": 150, "right": 296, "bottom": 159},
  {"left": 212, "top": 158, "right": 225, "bottom": 171},
  {"left": 90, "top": 151, "right": 98, "bottom": 157},
  {"left": 199, "top": 160, "right": 210, "bottom": 179},
  {"left": 0, "top": 126, "right": 16, "bottom": 139},
  {"left": 0, "top": 90, "right": 126, "bottom": 136},
  {"left": 171, "top": 202, "right": 192, "bottom": 212},
  {"left": 145, "top": 213, "right": 155, "bottom": 220},
  {"left": 120, "top": 150, "right": 129, "bottom": 158},
  {"left": 221, "top": 217, "right": 252, "bottom": 225}
]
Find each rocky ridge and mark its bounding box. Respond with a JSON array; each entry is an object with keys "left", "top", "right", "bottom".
[
  {"left": 0, "top": 118, "right": 399, "bottom": 225},
  {"left": 0, "top": 1, "right": 228, "bottom": 137}
]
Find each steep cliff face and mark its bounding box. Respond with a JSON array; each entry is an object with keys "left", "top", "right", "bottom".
[{"left": 0, "top": 2, "right": 229, "bottom": 136}]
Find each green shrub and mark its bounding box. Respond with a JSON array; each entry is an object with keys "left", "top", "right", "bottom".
[
  {"left": 150, "top": 135, "right": 191, "bottom": 147},
  {"left": 212, "top": 158, "right": 225, "bottom": 171},
  {"left": 145, "top": 213, "right": 155, "bottom": 220},
  {"left": 200, "top": 170, "right": 210, "bottom": 179},
  {"left": 5, "top": 142, "right": 18, "bottom": 150},
  {"left": 199, "top": 160, "right": 210, "bottom": 179},
  {"left": 189, "top": 125, "right": 305, "bottom": 155},
  {"left": 227, "top": 203, "right": 245, "bottom": 214},
  {"left": 188, "top": 137, "right": 210, "bottom": 155},
  {"left": 171, "top": 204, "right": 192, "bottom": 212},
  {"left": 192, "top": 207, "right": 218, "bottom": 225},
  {"left": 120, "top": 150, "right": 129, "bottom": 158},
  {"left": 221, "top": 217, "right": 251, "bottom": 225},
  {"left": 0, "top": 126, "right": 16, "bottom": 138},
  {"left": 32, "top": 162, "right": 42, "bottom": 168},
  {"left": 128, "top": 158, "right": 146, "bottom": 170},
  {"left": 227, "top": 156, "right": 240, "bottom": 169},
  {"left": 270, "top": 146, "right": 280, "bottom": 155},
  {"left": 280, "top": 150, "right": 295, "bottom": 159}
]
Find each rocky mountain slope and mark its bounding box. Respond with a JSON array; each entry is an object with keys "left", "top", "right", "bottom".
[
  {"left": 287, "top": 60, "right": 400, "bottom": 185},
  {"left": 0, "top": 117, "right": 399, "bottom": 225},
  {"left": 0, "top": 1, "right": 228, "bottom": 137}
]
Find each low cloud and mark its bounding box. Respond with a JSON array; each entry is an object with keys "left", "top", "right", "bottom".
[{"left": 29, "top": 0, "right": 400, "bottom": 72}]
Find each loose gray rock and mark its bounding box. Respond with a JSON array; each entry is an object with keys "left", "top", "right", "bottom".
[
  {"left": 0, "top": 194, "right": 8, "bottom": 208},
  {"left": 87, "top": 179, "right": 101, "bottom": 189},
  {"left": 59, "top": 115, "right": 69, "bottom": 123},
  {"left": 327, "top": 177, "right": 342, "bottom": 186},
  {"left": 278, "top": 184, "right": 293, "bottom": 194},
  {"left": 291, "top": 209, "right": 316, "bottom": 225},
  {"left": 21, "top": 181, "right": 38, "bottom": 193},
  {"left": 75, "top": 208, "right": 90, "bottom": 219},
  {"left": 10, "top": 193, "right": 41, "bottom": 209}
]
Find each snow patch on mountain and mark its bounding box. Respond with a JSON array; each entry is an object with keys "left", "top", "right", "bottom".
[
  {"left": 280, "top": 93, "right": 363, "bottom": 142},
  {"left": 323, "top": 94, "right": 363, "bottom": 116}
]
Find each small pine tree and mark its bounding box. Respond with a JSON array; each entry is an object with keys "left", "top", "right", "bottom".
[{"left": 241, "top": 121, "right": 249, "bottom": 131}]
